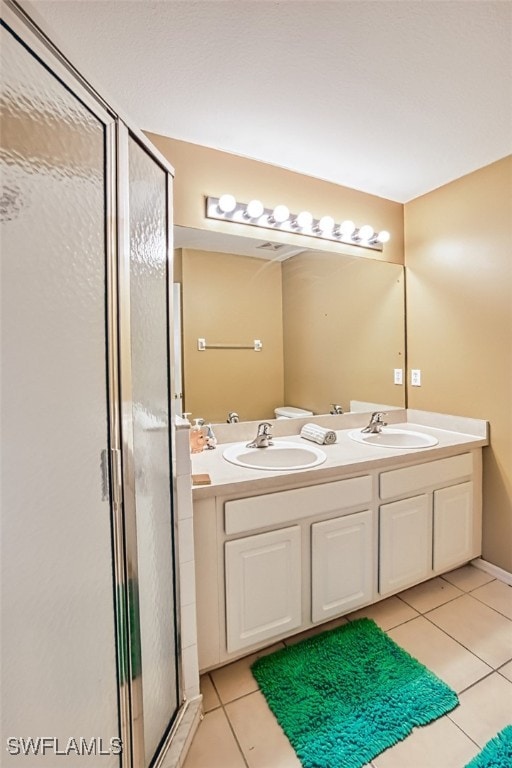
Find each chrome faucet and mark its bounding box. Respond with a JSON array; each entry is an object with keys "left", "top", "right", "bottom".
[
  {"left": 361, "top": 411, "right": 388, "bottom": 434},
  {"left": 247, "top": 422, "right": 274, "bottom": 448},
  {"left": 227, "top": 411, "right": 240, "bottom": 423},
  {"left": 330, "top": 403, "right": 344, "bottom": 415}
]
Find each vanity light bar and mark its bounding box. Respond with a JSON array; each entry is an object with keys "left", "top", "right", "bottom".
[{"left": 205, "top": 196, "right": 390, "bottom": 252}]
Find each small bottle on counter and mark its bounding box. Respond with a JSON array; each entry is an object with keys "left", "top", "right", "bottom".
[
  {"left": 205, "top": 424, "right": 217, "bottom": 450},
  {"left": 190, "top": 418, "right": 206, "bottom": 453}
]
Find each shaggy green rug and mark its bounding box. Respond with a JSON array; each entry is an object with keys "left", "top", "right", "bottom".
[
  {"left": 251, "top": 617, "right": 458, "bottom": 768},
  {"left": 464, "top": 726, "right": 512, "bottom": 768}
]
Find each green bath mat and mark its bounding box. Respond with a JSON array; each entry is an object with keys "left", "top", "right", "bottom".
[
  {"left": 464, "top": 726, "right": 512, "bottom": 768},
  {"left": 251, "top": 617, "right": 458, "bottom": 768}
]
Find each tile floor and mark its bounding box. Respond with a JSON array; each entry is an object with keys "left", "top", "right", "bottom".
[{"left": 183, "top": 565, "right": 512, "bottom": 768}]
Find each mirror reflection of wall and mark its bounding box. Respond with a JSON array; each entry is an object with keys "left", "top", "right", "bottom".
[
  {"left": 176, "top": 247, "right": 285, "bottom": 423},
  {"left": 282, "top": 250, "right": 405, "bottom": 416},
  {"left": 174, "top": 229, "right": 405, "bottom": 423}
]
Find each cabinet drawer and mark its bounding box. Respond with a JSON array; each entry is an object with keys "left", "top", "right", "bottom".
[
  {"left": 225, "top": 475, "right": 372, "bottom": 534},
  {"left": 380, "top": 453, "right": 472, "bottom": 500}
]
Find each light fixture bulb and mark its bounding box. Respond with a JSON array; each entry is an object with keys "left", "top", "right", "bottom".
[
  {"left": 218, "top": 194, "right": 237, "bottom": 213},
  {"left": 376, "top": 230, "right": 390, "bottom": 243},
  {"left": 358, "top": 224, "right": 374, "bottom": 241},
  {"left": 339, "top": 220, "right": 356, "bottom": 237},
  {"left": 246, "top": 199, "right": 264, "bottom": 218},
  {"left": 318, "top": 215, "right": 335, "bottom": 234},
  {"left": 272, "top": 204, "right": 289, "bottom": 224},
  {"left": 296, "top": 210, "right": 313, "bottom": 229}
]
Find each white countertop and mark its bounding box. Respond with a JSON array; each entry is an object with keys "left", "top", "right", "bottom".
[{"left": 190, "top": 410, "right": 488, "bottom": 499}]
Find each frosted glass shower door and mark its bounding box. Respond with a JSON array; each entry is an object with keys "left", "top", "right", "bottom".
[
  {"left": 1, "top": 21, "right": 120, "bottom": 767},
  {"left": 125, "top": 135, "right": 179, "bottom": 765}
]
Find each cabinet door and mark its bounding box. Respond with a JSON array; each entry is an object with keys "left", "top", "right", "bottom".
[
  {"left": 225, "top": 526, "right": 301, "bottom": 653},
  {"left": 311, "top": 510, "right": 373, "bottom": 623},
  {"left": 379, "top": 495, "right": 432, "bottom": 596},
  {"left": 434, "top": 482, "right": 473, "bottom": 572}
]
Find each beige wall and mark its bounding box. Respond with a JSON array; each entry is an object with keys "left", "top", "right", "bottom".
[
  {"left": 145, "top": 134, "right": 404, "bottom": 266},
  {"left": 282, "top": 251, "right": 406, "bottom": 413},
  {"left": 180, "top": 248, "right": 284, "bottom": 422},
  {"left": 405, "top": 156, "right": 512, "bottom": 571}
]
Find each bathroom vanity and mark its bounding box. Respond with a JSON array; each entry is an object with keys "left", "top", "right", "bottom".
[{"left": 190, "top": 410, "right": 488, "bottom": 671}]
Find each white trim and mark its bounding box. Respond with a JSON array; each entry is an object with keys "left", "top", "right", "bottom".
[{"left": 471, "top": 558, "right": 512, "bottom": 586}]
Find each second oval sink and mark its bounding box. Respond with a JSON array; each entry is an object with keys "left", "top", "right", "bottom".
[
  {"left": 348, "top": 428, "right": 438, "bottom": 449},
  {"left": 223, "top": 440, "right": 327, "bottom": 471}
]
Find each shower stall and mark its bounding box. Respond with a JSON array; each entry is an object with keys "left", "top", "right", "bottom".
[{"left": 1, "top": 1, "right": 189, "bottom": 765}]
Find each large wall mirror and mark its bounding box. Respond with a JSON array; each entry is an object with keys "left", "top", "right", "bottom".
[{"left": 174, "top": 226, "right": 406, "bottom": 423}]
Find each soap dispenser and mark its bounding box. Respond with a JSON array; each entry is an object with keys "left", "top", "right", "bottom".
[{"left": 190, "top": 418, "right": 206, "bottom": 454}]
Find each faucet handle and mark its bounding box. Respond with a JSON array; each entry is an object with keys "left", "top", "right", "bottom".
[
  {"left": 258, "top": 421, "right": 273, "bottom": 435},
  {"left": 361, "top": 411, "right": 388, "bottom": 433}
]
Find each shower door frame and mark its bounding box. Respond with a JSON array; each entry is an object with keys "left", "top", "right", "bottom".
[
  {"left": 1, "top": 3, "right": 182, "bottom": 767},
  {"left": 116, "top": 123, "right": 181, "bottom": 768}
]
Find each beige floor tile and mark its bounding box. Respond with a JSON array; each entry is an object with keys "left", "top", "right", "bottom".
[
  {"left": 200, "top": 673, "right": 220, "bottom": 712},
  {"left": 182, "top": 708, "right": 246, "bottom": 768},
  {"left": 399, "top": 577, "right": 463, "bottom": 613},
  {"left": 499, "top": 659, "right": 512, "bottom": 682},
  {"left": 373, "top": 715, "right": 476, "bottom": 768},
  {"left": 348, "top": 595, "right": 419, "bottom": 630},
  {"left": 427, "top": 594, "right": 512, "bottom": 668},
  {"left": 283, "top": 616, "right": 347, "bottom": 646},
  {"left": 225, "top": 689, "right": 301, "bottom": 768},
  {"left": 441, "top": 564, "right": 495, "bottom": 592},
  {"left": 388, "top": 615, "right": 492, "bottom": 693},
  {"left": 448, "top": 672, "right": 512, "bottom": 747},
  {"left": 471, "top": 579, "right": 512, "bottom": 620},
  {"left": 210, "top": 642, "right": 284, "bottom": 704}
]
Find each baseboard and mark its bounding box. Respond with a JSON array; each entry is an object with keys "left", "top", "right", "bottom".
[{"left": 471, "top": 557, "right": 512, "bottom": 586}]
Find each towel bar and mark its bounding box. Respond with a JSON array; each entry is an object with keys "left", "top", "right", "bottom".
[{"left": 197, "top": 338, "right": 262, "bottom": 351}]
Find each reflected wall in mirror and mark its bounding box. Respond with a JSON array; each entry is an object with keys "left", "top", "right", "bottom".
[{"left": 174, "top": 227, "right": 405, "bottom": 423}]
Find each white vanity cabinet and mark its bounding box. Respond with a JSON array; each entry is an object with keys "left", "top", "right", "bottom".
[
  {"left": 378, "top": 454, "right": 478, "bottom": 597},
  {"left": 433, "top": 481, "right": 474, "bottom": 571},
  {"left": 193, "top": 442, "right": 483, "bottom": 671},
  {"left": 311, "top": 510, "right": 373, "bottom": 623},
  {"left": 379, "top": 494, "right": 432, "bottom": 596},
  {"left": 194, "top": 475, "right": 374, "bottom": 668},
  {"left": 225, "top": 525, "right": 302, "bottom": 653}
]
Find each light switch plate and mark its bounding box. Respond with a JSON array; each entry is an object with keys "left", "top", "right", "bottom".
[
  {"left": 394, "top": 368, "right": 403, "bottom": 385},
  {"left": 411, "top": 369, "right": 422, "bottom": 386}
]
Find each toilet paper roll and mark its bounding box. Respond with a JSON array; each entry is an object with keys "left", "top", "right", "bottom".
[{"left": 300, "top": 423, "right": 337, "bottom": 445}]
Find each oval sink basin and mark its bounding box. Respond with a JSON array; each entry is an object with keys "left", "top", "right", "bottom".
[
  {"left": 223, "top": 440, "right": 327, "bottom": 471},
  {"left": 348, "top": 428, "right": 438, "bottom": 449}
]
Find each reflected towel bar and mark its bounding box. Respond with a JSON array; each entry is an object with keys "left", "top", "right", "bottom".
[{"left": 197, "top": 338, "right": 262, "bottom": 351}]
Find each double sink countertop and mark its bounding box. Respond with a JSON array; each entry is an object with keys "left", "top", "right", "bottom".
[{"left": 189, "top": 409, "right": 489, "bottom": 499}]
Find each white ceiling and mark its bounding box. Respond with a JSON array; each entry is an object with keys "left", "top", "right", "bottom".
[{"left": 23, "top": 0, "right": 512, "bottom": 203}]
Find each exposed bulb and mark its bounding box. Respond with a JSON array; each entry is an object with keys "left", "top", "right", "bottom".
[
  {"left": 358, "top": 224, "right": 374, "bottom": 241},
  {"left": 339, "top": 220, "right": 356, "bottom": 237},
  {"left": 318, "top": 215, "right": 335, "bottom": 234},
  {"left": 245, "top": 199, "right": 264, "bottom": 218},
  {"left": 295, "top": 210, "right": 313, "bottom": 229},
  {"left": 218, "top": 194, "right": 237, "bottom": 213},
  {"left": 376, "top": 230, "right": 390, "bottom": 243},
  {"left": 272, "top": 204, "right": 290, "bottom": 223}
]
